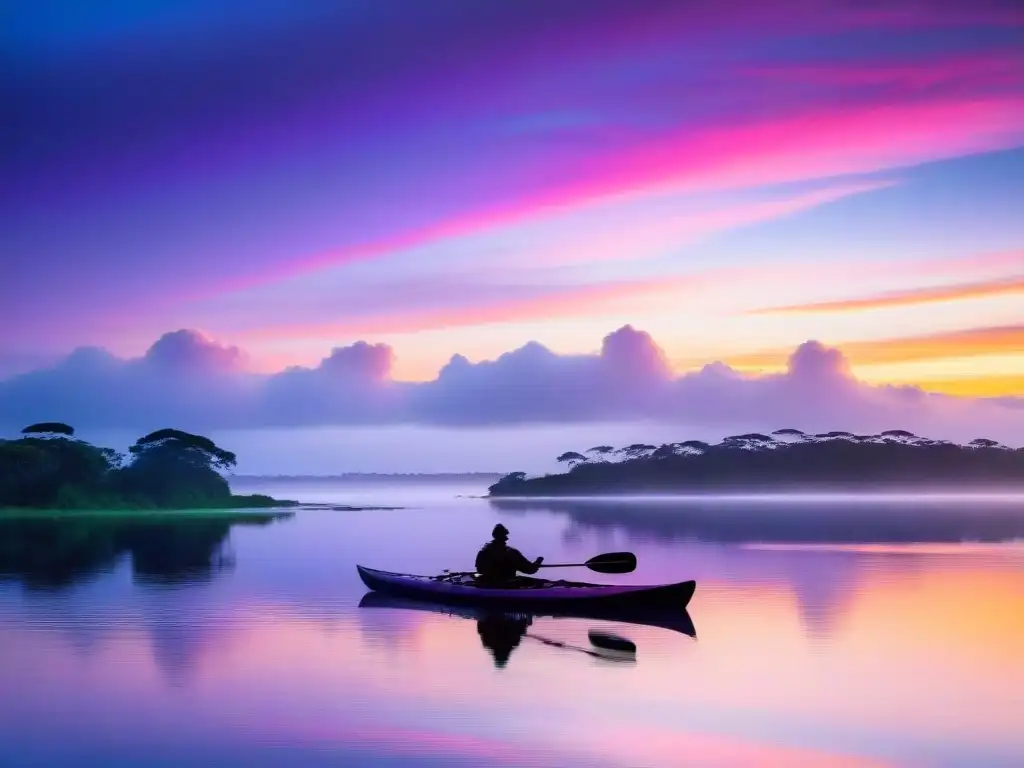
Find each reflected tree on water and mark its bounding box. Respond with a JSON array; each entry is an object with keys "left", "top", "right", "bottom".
[{"left": 0, "top": 513, "right": 290, "bottom": 590}]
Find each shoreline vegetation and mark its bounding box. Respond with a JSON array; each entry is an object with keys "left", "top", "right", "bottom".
[
  {"left": 233, "top": 472, "right": 503, "bottom": 482},
  {"left": 487, "top": 429, "right": 1024, "bottom": 497},
  {"left": 0, "top": 422, "right": 300, "bottom": 512}
]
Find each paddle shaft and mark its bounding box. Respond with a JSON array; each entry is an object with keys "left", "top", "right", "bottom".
[
  {"left": 440, "top": 561, "right": 626, "bottom": 577},
  {"left": 537, "top": 560, "right": 627, "bottom": 569},
  {"left": 440, "top": 550, "right": 636, "bottom": 577}
]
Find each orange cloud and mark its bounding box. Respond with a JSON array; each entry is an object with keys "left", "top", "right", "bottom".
[
  {"left": 720, "top": 325, "right": 1024, "bottom": 370},
  {"left": 913, "top": 375, "right": 1024, "bottom": 398},
  {"left": 749, "top": 275, "right": 1024, "bottom": 314}
]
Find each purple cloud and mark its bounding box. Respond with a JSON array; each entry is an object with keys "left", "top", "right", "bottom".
[{"left": 1, "top": 326, "right": 1021, "bottom": 446}]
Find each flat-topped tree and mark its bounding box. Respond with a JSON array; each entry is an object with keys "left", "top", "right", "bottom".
[
  {"left": 21, "top": 422, "right": 75, "bottom": 437},
  {"left": 969, "top": 438, "right": 1004, "bottom": 449},
  {"left": 556, "top": 451, "right": 588, "bottom": 468},
  {"left": 130, "top": 428, "right": 237, "bottom": 471},
  {"left": 120, "top": 429, "right": 237, "bottom": 507},
  {"left": 618, "top": 443, "right": 657, "bottom": 460},
  {"left": 880, "top": 430, "right": 916, "bottom": 439}
]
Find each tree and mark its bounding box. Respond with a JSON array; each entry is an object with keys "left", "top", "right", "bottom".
[
  {"left": 487, "top": 472, "right": 527, "bottom": 495},
  {"left": 650, "top": 443, "right": 680, "bottom": 459},
  {"left": 969, "top": 438, "right": 1003, "bottom": 449},
  {"left": 131, "top": 429, "right": 237, "bottom": 470},
  {"left": 21, "top": 422, "right": 75, "bottom": 437},
  {"left": 117, "top": 429, "right": 237, "bottom": 508},
  {"left": 556, "top": 451, "right": 588, "bottom": 468},
  {"left": 678, "top": 440, "right": 710, "bottom": 452},
  {"left": 0, "top": 431, "right": 121, "bottom": 508},
  {"left": 723, "top": 433, "right": 775, "bottom": 449},
  {"left": 619, "top": 443, "right": 656, "bottom": 460},
  {"left": 880, "top": 430, "right": 916, "bottom": 439}
]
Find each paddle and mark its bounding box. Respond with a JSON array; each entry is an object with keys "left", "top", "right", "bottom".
[
  {"left": 441, "top": 550, "right": 637, "bottom": 579},
  {"left": 525, "top": 631, "right": 636, "bottom": 663},
  {"left": 588, "top": 630, "right": 637, "bottom": 654},
  {"left": 536, "top": 551, "right": 637, "bottom": 575}
]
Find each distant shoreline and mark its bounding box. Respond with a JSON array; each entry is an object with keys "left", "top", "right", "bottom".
[
  {"left": 232, "top": 473, "right": 503, "bottom": 483},
  {"left": 487, "top": 486, "right": 1024, "bottom": 500},
  {"left": 487, "top": 431, "right": 1024, "bottom": 497}
]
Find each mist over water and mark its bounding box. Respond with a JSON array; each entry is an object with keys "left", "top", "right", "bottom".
[{"left": 1, "top": 478, "right": 1022, "bottom": 766}]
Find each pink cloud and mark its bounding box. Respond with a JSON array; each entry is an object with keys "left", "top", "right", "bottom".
[
  {"left": 507, "top": 179, "right": 897, "bottom": 269},
  {"left": 2, "top": 324, "right": 1022, "bottom": 445},
  {"left": 595, "top": 96, "right": 1024, "bottom": 199},
  {"left": 746, "top": 52, "right": 1024, "bottom": 90},
  {"left": 216, "top": 91, "right": 1024, "bottom": 295},
  {"left": 143, "top": 329, "right": 247, "bottom": 373}
]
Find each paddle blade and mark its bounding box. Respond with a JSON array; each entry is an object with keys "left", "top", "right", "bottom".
[
  {"left": 584, "top": 551, "right": 637, "bottom": 574},
  {"left": 588, "top": 630, "right": 637, "bottom": 654}
]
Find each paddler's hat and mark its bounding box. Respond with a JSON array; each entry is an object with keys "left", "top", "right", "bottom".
[{"left": 492, "top": 523, "right": 510, "bottom": 540}]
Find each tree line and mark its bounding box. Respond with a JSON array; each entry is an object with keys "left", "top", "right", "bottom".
[
  {"left": 488, "top": 429, "right": 1024, "bottom": 496},
  {"left": 0, "top": 422, "right": 294, "bottom": 510}
]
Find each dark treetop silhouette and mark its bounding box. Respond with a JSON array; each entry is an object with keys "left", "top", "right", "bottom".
[
  {"left": 488, "top": 429, "right": 1024, "bottom": 496},
  {"left": 0, "top": 423, "right": 297, "bottom": 510}
]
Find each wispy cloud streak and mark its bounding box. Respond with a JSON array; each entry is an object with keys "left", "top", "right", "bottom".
[{"left": 750, "top": 276, "right": 1024, "bottom": 314}]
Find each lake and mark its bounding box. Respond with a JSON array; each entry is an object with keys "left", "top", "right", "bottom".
[{"left": 2, "top": 479, "right": 1023, "bottom": 767}]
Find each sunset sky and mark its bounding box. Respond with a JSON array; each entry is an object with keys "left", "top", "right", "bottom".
[{"left": 3, "top": 1, "right": 1023, "bottom": 469}]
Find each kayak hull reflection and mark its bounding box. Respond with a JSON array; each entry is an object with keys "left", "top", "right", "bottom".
[
  {"left": 358, "top": 590, "right": 697, "bottom": 638},
  {"left": 356, "top": 564, "right": 696, "bottom": 612}
]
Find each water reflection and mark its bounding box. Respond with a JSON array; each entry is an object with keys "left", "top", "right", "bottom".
[
  {"left": 476, "top": 613, "right": 532, "bottom": 667},
  {"left": 359, "top": 592, "right": 692, "bottom": 668},
  {"left": 489, "top": 495, "right": 1024, "bottom": 544},
  {"left": 0, "top": 511, "right": 294, "bottom": 590},
  {"left": 0, "top": 510, "right": 297, "bottom": 685},
  {"left": 0, "top": 500, "right": 1021, "bottom": 766},
  {"left": 489, "top": 497, "right": 1024, "bottom": 646}
]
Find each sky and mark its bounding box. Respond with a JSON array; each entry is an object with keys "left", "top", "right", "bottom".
[{"left": 2, "top": 0, "right": 1023, "bottom": 472}]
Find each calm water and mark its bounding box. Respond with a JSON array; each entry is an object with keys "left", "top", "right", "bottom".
[{"left": 2, "top": 481, "right": 1024, "bottom": 767}]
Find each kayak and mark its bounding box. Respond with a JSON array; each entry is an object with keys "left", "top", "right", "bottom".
[
  {"left": 358, "top": 590, "right": 697, "bottom": 638},
  {"left": 355, "top": 564, "right": 696, "bottom": 612}
]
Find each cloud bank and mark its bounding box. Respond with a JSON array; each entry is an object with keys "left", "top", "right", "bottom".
[{"left": 0, "top": 327, "right": 1021, "bottom": 445}]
